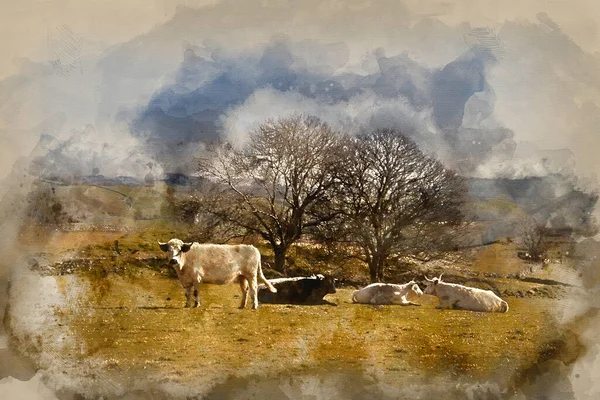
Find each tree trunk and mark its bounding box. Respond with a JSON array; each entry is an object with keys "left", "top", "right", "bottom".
[
  {"left": 369, "top": 254, "right": 386, "bottom": 283},
  {"left": 369, "top": 264, "right": 378, "bottom": 283},
  {"left": 273, "top": 246, "right": 287, "bottom": 274}
]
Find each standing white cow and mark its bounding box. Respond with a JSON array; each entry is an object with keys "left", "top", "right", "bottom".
[
  {"left": 423, "top": 274, "right": 509, "bottom": 313},
  {"left": 158, "top": 239, "right": 276, "bottom": 310},
  {"left": 351, "top": 281, "right": 423, "bottom": 305}
]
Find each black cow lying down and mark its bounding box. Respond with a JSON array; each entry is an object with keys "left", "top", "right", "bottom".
[{"left": 257, "top": 274, "right": 337, "bottom": 305}]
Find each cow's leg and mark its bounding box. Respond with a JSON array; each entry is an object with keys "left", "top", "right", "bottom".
[
  {"left": 369, "top": 293, "right": 380, "bottom": 304},
  {"left": 436, "top": 296, "right": 450, "bottom": 310},
  {"left": 183, "top": 285, "right": 194, "bottom": 308},
  {"left": 371, "top": 293, "right": 390, "bottom": 305},
  {"left": 192, "top": 280, "right": 201, "bottom": 308},
  {"left": 238, "top": 276, "right": 249, "bottom": 309},
  {"left": 248, "top": 275, "right": 259, "bottom": 310}
]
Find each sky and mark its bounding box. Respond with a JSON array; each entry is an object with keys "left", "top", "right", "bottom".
[
  {"left": 1, "top": 0, "right": 600, "bottom": 182},
  {"left": 0, "top": 0, "right": 598, "bottom": 241},
  {"left": 2, "top": 0, "right": 600, "bottom": 81}
]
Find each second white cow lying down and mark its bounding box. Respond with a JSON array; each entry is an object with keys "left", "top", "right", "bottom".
[
  {"left": 424, "top": 274, "right": 509, "bottom": 313},
  {"left": 352, "top": 281, "right": 423, "bottom": 305}
]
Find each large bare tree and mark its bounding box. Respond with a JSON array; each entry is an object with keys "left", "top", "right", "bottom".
[
  {"left": 327, "top": 129, "right": 467, "bottom": 282},
  {"left": 197, "top": 115, "right": 342, "bottom": 273}
]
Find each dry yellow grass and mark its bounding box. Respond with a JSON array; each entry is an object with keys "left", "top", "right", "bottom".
[
  {"left": 9, "top": 226, "right": 580, "bottom": 397},
  {"left": 51, "top": 268, "right": 563, "bottom": 390}
]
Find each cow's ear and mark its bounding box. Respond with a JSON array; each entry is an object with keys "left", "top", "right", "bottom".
[
  {"left": 181, "top": 243, "right": 193, "bottom": 252},
  {"left": 158, "top": 242, "right": 169, "bottom": 252}
]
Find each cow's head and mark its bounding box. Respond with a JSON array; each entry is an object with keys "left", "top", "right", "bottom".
[
  {"left": 423, "top": 274, "right": 443, "bottom": 295},
  {"left": 158, "top": 239, "right": 193, "bottom": 267},
  {"left": 326, "top": 276, "right": 338, "bottom": 294},
  {"left": 316, "top": 274, "right": 337, "bottom": 294},
  {"left": 408, "top": 283, "right": 423, "bottom": 299}
]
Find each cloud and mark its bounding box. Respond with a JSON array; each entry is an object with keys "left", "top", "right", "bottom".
[
  {"left": 0, "top": 374, "right": 58, "bottom": 400},
  {"left": 133, "top": 36, "right": 518, "bottom": 176},
  {"left": 6, "top": 1, "right": 599, "bottom": 185},
  {"left": 27, "top": 125, "right": 162, "bottom": 180}
]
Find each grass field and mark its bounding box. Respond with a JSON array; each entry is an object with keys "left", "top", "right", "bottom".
[
  {"left": 6, "top": 228, "right": 583, "bottom": 398},
  {"left": 59, "top": 270, "right": 561, "bottom": 387}
]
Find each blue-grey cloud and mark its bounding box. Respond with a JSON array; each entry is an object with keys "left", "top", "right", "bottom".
[
  {"left": 432, "top": 52, "right": 487, "bottom": 131},
  {"left": 131, "top": 35, "right": 516, "bottom": 176}
]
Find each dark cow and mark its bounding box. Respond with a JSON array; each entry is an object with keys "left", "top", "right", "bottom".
[{"left": 257, "top": 274, "right": 337, "bottom": 305}]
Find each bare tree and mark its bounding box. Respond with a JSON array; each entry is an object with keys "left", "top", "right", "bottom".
[
  {"left": 325, "top": 129, "right": 467, "bottom": 282},
  {"left": 519, "top": 218, "right": 549, "bottom": 262},
  {"left": 197, "top": 115, "right": 342, "bottom": 273},
  {"left": 168, "top": 192, "right": 244, "bottom": 243}
]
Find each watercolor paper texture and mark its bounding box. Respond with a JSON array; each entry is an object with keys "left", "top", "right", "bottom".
[{"left": 1, "top": 1, "right": 600, "bottom": 399}]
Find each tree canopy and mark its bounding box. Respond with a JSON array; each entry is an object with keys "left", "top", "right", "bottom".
[
  {"left": 198, "top": 114, "right": 342, "bottom": 273},
  {"left": 324, "top": 129, "right": 467, "bottom": 282}
]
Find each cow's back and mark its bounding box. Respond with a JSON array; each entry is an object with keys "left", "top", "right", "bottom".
[
  {"left": 258, "top": 280, "right": 303, "bottom": 303},
  {"left": 352, "top": 283, "right": 381, "bottom": 303},
  {"left": 353, "top": 283, "right": 406, "bottom": 304},
  {"left": 258, "top": 277, "right": 335, "bottom": 304},
  {"left": 184, "top": 244, "right": 260, "bottom": 283},
  {"left": 436, "top": 283, "right": 507, "bottom": 312},
  {"left": 471, "top": 288, "right": 507, "bottom": 312}
]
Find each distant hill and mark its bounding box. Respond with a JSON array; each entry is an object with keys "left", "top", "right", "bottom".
[
  {"left": 40, "top": 173, "right": 204, "bottom": 188},
  {"left": 467, "top": 175, "right": 598, "bottom": 236},
  {"left": 27, "top": 172, "right": 596, "bottom": 239}
]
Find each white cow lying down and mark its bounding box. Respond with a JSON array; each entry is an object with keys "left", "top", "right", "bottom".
[
  {"left": 351, "top": 281, "right": 423, "bottom": 305},
  {"left": 424, "top": 274, "right": 509, "bottom": 313},
  {"left": 159, "top": 239, "right": 277, "bottom": 310}
]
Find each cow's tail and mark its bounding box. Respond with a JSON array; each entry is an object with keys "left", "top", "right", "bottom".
[
  {"left": 257, "top": 260, "right": 277, "bottom": 293},
  {"left": 500, "top": 300, "right": 509, "bottom": 313}
]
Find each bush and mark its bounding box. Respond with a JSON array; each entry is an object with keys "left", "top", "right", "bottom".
[{"left": 26, "top": 184, "right": 74, "bottom": 226}]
